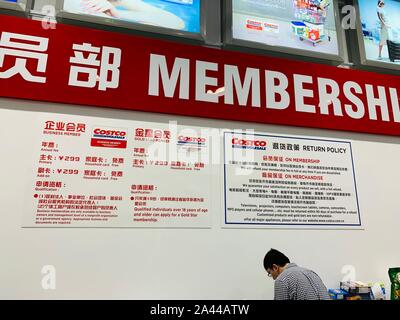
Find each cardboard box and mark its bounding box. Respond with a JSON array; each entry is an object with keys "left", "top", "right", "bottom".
[
  {"left": 328, "top": 289, "right": 347, "bottom": 300},
  {"left": 340, "top": 281, "right": 371, "bottom": 295}
]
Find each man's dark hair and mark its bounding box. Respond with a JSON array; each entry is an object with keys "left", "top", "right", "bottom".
[{"left": 263, "top": 249, "right": 290, "bottom": 270}]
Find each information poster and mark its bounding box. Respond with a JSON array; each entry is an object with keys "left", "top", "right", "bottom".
[
  {"left": 223, "top": 131, "right": 361, "bottom": 228},
  {"left": 359, "top": 0, "right": 400, "bottom": 65},
  {"left": 63, "top": 0, "right": 201, "bottom": 33},
  {"left": 22, "top": 113, "right": 212, "bottom": 228},
  {"left": 232, "top": 0, "right": 339, "bottom": 55}
]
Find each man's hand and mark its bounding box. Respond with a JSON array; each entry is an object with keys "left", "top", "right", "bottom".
[{"left": 80, "top": 0, "right": 120, "bottom": 18}]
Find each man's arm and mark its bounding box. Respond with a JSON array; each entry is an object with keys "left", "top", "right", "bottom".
[
  {"left": 274, "top": 279, "right": 290, "bottom": 300},
  {"left": 377, "top": 12, "right": 386, "bottom": 27},
  {"left": 106, "top": 0, "right": 185, "bottom": 30},
  {"left": 80, "top": 0, "right": 120, "bottom": 17}
]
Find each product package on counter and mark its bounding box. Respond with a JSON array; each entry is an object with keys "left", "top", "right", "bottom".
[{"left": 388, "top": 268, "right": 400, "bottom": 300}]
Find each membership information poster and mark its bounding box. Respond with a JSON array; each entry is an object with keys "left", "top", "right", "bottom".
[
  {"left": 22, "top": 113, "right": 212, "bottom": 228},
  {"left": 223, "top": 131, "right": 361, "bottom": 229}
]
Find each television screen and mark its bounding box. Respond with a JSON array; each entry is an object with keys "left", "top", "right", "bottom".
[
  {"left": 63, "top": 0, "right": 201, "bottom": 33},
  {"left": 359, "top": 0, "right": 400, "bottom": 65},
  {"left": 232, "top": 0, "right": 339, "bottom": 55}
]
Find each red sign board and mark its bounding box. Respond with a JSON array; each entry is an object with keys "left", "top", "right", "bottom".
[{"left": 0, "top": 14, "right": 400, "bottom": 136}]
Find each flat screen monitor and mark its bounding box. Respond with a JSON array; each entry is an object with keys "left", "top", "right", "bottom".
[
  {"left": 357, "top": 0, "right": 400, "bottom": 69},
  {"left": 227, "top": 0, "right": 344, "bottom": 62},
  {"left": 59, "top": 0, "right": 201, "bottom": 35},
  {"left": 0, "top": 0, "right": 31, "bottom": 14}
]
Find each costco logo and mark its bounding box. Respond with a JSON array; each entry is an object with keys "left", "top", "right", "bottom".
[
  {"left": 177, "top": 136, "right": 206, "bottom": 147},
  {"left": 232, "top": 138, "right": 267, "bottom": 150},
  {"left": 91, "top": 127, "right": 127, "bottom": 149},
  {"left": 246, "top": 19, "right": 263, "bottom": 31}
]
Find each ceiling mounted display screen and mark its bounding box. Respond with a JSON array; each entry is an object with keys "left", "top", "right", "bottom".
[
  {"left": 0, "top": 0, "right": 31, "bottom": 14},
  {"left": 231, "top": 0, "right": 339, "bottom": 56},
  {"left": 62, "top": 0, "right": 201, "bottom": 33},
  {"left": 358, "top": 0, "right": 400, "bottom": 66}
]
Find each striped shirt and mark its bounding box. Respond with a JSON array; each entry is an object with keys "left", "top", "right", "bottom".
[{"left": 274, "top": 263, "right": 330, "bottom": 300}]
